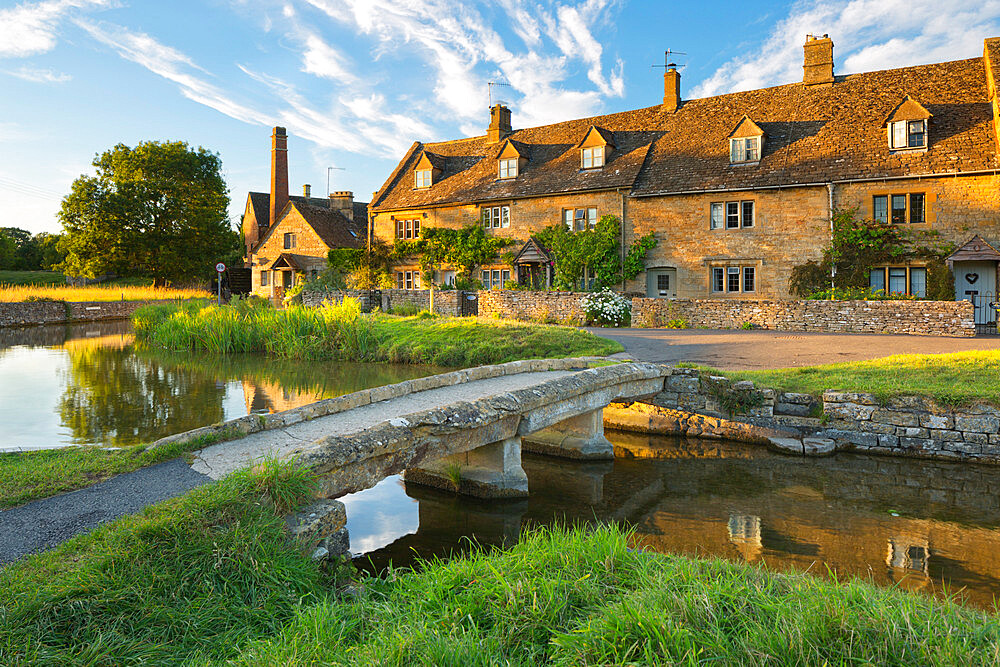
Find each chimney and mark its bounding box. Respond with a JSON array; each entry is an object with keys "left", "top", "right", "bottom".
[
  {"left": 302, "top": 184, "right": 311, "bottom": 198},
  {"left": 269, "top": 126, "right": 289, "bottom": 226},
  {"left": 486, "top": 104, "right": 512, "bottom": 145},
  {"left": 329, "top": 190, "right": 355, "bottom": 221},
  {"left": 663, "top": 65, "right": 681, "bottom": 113},
  {"left": 803, "top": 34, "right": 834, "bottom": 86}
]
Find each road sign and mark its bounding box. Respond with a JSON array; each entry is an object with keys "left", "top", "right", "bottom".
[{"left": 215, "top": 262, "right": 226, "bottom": 273}]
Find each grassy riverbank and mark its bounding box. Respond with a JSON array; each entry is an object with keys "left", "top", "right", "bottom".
[
  {"left": 4, "top": 474, "right": 1000, "bottom": 665},
  {"left": 0, "top": 282, "right": 210, "bottom": 302},
  {"left": 696, "top": 349, "right": 1000, "bottom": 407},
  {"left": 133, "top": 299, "right": 622, "bottom": 366}
]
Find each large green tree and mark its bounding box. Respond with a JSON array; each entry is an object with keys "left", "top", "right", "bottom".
[{"left": 57, "top": 141, "right": 237, "bottom": 285}]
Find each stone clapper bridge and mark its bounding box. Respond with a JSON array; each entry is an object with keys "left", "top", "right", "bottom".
[{"left": 151, "top": 358, "right": 670, "bottom": 558}]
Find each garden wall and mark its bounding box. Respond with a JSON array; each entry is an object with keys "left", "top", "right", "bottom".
[
  {"left": 632, "top": 297, "right": 975, "bottom": 337},
  {"left": 0, "top": 299, "right": 177, "bottom": 328},
  {"left": 477, "top": 290, "right": 586, "bottom": 323},
  {"left": 301, "top": 289, "right": 465, "bottom": 316}
]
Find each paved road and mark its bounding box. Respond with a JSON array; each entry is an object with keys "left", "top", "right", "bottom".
[
  {"left": 588, "top": 328, "right": 1000, "bottom": 370},
  {"left": 0, "top": 458, "right": 209, "bottom": 566}
]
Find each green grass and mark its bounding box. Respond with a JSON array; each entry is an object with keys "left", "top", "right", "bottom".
[
  {"left": 0, "top": 270, "right": 65, "bottom": 286},
  {"left": 0, "top": 431, "right": 230, "bottom": 509},
  {"left": 227, "top": 524, "right": 1000, "bottom": 666},
  {"left": 689, "top": 349, "right": 1000, "bottom": 407},
  {"left": 0, "top": 460, "right": 324, "bottom": 666},
  {"left": 133, "top": 299, "right": 623, "bottom": 366}
]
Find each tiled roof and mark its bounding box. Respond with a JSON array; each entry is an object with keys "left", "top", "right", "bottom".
[
  {"left": 247, "top": 192, "right": 367, "bottom": 228},
  {"left": 372, "top": 55, "right": 996, "bottom": 210},
  {"left": 293, "top": 203, "right": 363, "bottom": 250}
]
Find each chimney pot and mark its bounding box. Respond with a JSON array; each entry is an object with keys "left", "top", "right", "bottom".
[
  {"left": 486, "top": 104, "right": 512, "bottom": 145},
  {"left": 269, "top": 127, "right": 289, "bottom": 226},
  {"left": 663, "top": 66, "right": 681, "bottom": 113},
  {"left": 803, "top": 34, "right": 834, "bottom": 86},
  {"left": 303, "top": 184, "right": 311, "bottom": 198}
]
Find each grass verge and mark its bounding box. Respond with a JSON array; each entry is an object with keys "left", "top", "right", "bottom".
[
  {"left": 133, "top": 299, "right": 623, "bottom": 366},
  {"left": 0, "top": 271, "right": 65, "bottom": 286},
  {"left": 0, "top": 460, "right": 325, "bottom": 666},
  {"left": 0, "top": 432, "right": 230, "bottom": 509},
  {"left": 687, "top": 349, "right": 1000, "bottom": 407},
  {"left": 229, "top": 524, "right": 1000, "bottom": 666}
]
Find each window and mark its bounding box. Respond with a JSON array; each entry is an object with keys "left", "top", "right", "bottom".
[
  {"left": 712, "top": 267, "right": 724, "bottom": 293},
  {"left": 710, "top": 203, "right": 724, "bottom": 230},
  {"left": 869, "top": 268, "right": 885, "bottom": 292},
  {"left": 283, "top": 232, "right": 296, "bottom": 249},
  {"left": 395, "top": 219, "right": 421, "bottom": 239},
  {"left": 282, "top": 271, "right": 293, "bottom": 289},
  {"left": 888, "top": 267, "right": 906, "bottom": 294},
  {"left": 498, "top": 158, "right": 518, "bottom": 179},
  {"left": 578, "top": 266, "right": 597, "bottom": 291},
  {"left": 869, "top": 266, "right": 926, "bottom": 297},
  {"left": 742, "top": 267, "right": 755, "bottom": 292},
  {"left": 581, "top": 146, "right": 604, "bottom": 169},
  {"left": 889, "top": 120, "right": 927, "bottom": 150},
  {"left": 741, "top": 201, "right": 754, "bottom": 228},
  {"left": 563, "top": 207, "right": 597, "bottom": 231},
  {"left": 909, "top": 267, "right": 926, "bottom": 297},
  {"left": 726, "top": 202, "right": 739, "bottom": 229},
  {"left": 260, "top": 270, "right": 269, "bottom": 287},
  {"left": 396, "top": 270, "right": 420, "bottom": 289},
  {"left": 727, "top": 267, "right": 740, "bottom": 292},
  {"left": 414, "top": 169, "right": 432, "bottom": 188},
  {"left": 480, "top": 269, "right": 511, "bottom": 289},
  {"left": 711, "top": 265, "right": 757, "bottom": 293},
  {"left": 730, "top": 136, "right": 760, "bottom": 163},
  {"left": 481, "top": 205, "right": 510, "bottom": 229},
  {"left": 874, "top": 193, "right": 926, "bottom": 224},
  {"left": 657, "top": 274, "right": 670, "bottom": 292}
]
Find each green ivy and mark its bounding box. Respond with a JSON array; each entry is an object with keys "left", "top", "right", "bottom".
[{"left": 394, "top": 224, "right": 513, "bottom": 285}]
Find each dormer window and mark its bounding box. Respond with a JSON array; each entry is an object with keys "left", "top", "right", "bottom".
[
  {"left": 414, "top": 169, "right": 432, "bottom": 188},
  {"left": 730, "top": 137, "right": 760, "bottom": 163},
  {"left": 581, "top": 146, "right": 604, "bottom": 169},
  {"left": 890, "top": 120, "right": 926, "bottom": 150},
  {"left": 498, "top": 157, "right": 518, "bottom": 179}
]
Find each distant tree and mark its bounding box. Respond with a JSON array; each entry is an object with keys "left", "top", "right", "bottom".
[
  {"left": 57, "top": 141, "right": 238, "bottom": 285},
  {"left": 34, "top": 232, "right": 66, "bottom": 270},
  {"left": 0, "top": 231, "right": 16, "bottom": 270}
]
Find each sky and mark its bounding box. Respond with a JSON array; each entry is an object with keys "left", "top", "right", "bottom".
[{"left": 2, "top": 0, "right": 1000, "bottom": 236}]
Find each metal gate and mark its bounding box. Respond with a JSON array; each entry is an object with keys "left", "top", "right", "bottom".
[
  {"left": 970, "top": 292, "right": 998, "bottom": 335},
  {"left": 460, "top": 290, "right": 478, "bottom": 317}
]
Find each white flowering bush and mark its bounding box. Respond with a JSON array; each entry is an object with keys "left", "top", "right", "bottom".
[{"left": 581, "top": 289, "right": 631, "bottom": 327}]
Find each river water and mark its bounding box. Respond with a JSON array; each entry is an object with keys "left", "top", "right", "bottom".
[{"left": 5, "top": 321, "right": 1000, "bottom": 609}]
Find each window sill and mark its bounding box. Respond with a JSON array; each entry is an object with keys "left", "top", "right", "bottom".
[
  {"left": 729, "top": 160, "right": 760, "bottom": 167},
  {"left": 578, "top": 167, "right": 604, "bottom": 173},
  {"left": 888, "top": 147, "right": 927, "bottom": 155}
]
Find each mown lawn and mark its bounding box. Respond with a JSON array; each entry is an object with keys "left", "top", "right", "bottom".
[{"left": 692, "top": 349, "right": 1000, "bottom": 407}]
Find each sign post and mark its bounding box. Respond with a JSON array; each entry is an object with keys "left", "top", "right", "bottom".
[{"left": 215, "top": 262, "right": 226, "bottom": 305}]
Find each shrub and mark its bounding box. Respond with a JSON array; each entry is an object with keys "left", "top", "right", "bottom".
[
  {"left": 581, "top": 289, "right": 631, "bottom": 327},
  {"left": 806, "top": 287, "right": 918, "bottom": 301},
  {"left": 389, "top": 302, "right": 422, "bottom": 316}
]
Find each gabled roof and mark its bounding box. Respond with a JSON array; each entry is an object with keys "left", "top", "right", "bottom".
[
  {"left": 415, "top": 151, "right": 446, "bottom": 171},
  {"left": 884, "top": 95, "right": 932, "bottom": 124},
  {"left": 513, "top": 237, "right": 551, "bottom": 264},
  {"left": 497, "top": 139, "right": 528, "bottom": 160},
  {"left": 947, "top": 235, "right": 1000, "bottom": 263},
  {"left": 246, "top": 192, "right": 364, "bottom": 230},
  {"left": 268, "top": 253, "right": 304, "bottom": 270},
  {"left": 728, "top": 115, "right": 765, "bottom": 138},
  {"left": 252, "top": 200, "right": 363, "bottom": 254},
  {"left": 371, "top": 54, "right": 996, "bottom": 209},
  {"left": 578, "top": 125, "right": 616, "bottom": 148}
]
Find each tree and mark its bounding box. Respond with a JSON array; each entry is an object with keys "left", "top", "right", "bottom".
[
  {"left": 0, "top": 230, "right": 16, "bottom": 270},
  {"left": 57, "top": 141, "right": 238, "bottom": 285}
]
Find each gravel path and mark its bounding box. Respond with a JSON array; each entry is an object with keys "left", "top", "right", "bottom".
[{"left": 0, "top": 458, "right": 209, "bottom": 566}]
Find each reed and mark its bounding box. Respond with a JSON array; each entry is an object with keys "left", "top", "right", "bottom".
[{"left": 0, "top": 283, "right": 211, "bottom": 302}]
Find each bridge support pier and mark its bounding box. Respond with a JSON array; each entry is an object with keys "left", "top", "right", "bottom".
[
  {"left": 404, "top": 436, "right": 529, "bottom": 499},
  {"left": 522, "top": 408, "right": 615, "bottom": 460}
]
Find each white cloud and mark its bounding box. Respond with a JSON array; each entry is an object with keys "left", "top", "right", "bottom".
[
  {"left": 0, "top": 0, "right": 110, "bottom": 58},
  {"left": 691, "top": 0, "right": 1000, "bottom": 99},
  {"left": 5, "top": 65, "right": 71, "bottom": 82},
  {"left": 300, "top": 32, "right": 356, "bottom": 82}
]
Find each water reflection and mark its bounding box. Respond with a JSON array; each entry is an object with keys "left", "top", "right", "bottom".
[
  {"left": 0, "top": 320, "right": 443, "bottom": 449},
  {"left": 348, "top": 432, "right": 1000, "bottom": 609}
]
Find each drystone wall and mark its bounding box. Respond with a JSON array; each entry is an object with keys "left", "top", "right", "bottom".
[
  {"left": 0, "top": 299, "right": 176, "bottom": 328},
  {"left": 301, "top": 289, "right": 465, "bottom": 316},
  {"left": 632, "top": 297, "right": 975, "bottom": 337},
  {"left": 478, "top": 290, "right": 586, "bottom": 323}
]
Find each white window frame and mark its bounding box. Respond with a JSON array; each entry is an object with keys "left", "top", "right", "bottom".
[
  {"left": 564, "top": 207, "right": 597, "bottom": 231},
  {"left": 481, "top": 205, "right": 511, "bottom": 229},
  {"left": 713, "top": 201, "right": 754, "bottom": 230},
  {"left": 581, "top": 146, "right": 604, "bottom": 169},
  {"left": 283, "top": 232, "right": 296, "bottom": 249},
  {"left": 710, "top": 202, "right": 724, "bottom": 230},
  {"left": 730, "top": 136, "right": 760, "bottom": 163},
  {"left": 711, "top": 265, "right": 758, "bottom": 293},
  {"left": 889, "top": 120, "right": 927, "bottom": 150},
  {"left": 498, "top": 158, "right": 518, "bottom": 179},
  {"left": 414, "top": 169, "right": 432, "bottom": 188}
]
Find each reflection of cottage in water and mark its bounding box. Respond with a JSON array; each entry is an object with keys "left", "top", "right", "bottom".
[
  {"left": 241, "top": 380, "right": 324, "bottom": 414},
  {"left": 887, "top": 536, "right": 932, "bottom": 593},
  {"left": 728, "top": 513, "right": 763, "bottom": 562}
]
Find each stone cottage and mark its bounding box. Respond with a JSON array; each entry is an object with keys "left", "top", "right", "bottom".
[{"left": 368, "top": 35, "right": 1000, "bottom": 314}]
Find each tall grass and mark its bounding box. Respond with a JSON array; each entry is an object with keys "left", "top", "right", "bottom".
[
  {"left": 133, "top": 300, "right": 622, "bottom": 366},
  {"left": 0, "top": 283, "right": 211, "bottom": 302}
]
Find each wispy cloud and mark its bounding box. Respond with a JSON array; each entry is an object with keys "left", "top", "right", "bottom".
[
  {"left": 691, "top": 0, "right": 1000, "bottom": 98},
  {"left": 0, "top": 0, "right": 110, "bottom": 58},
  {"left": 5, "top": 65, "right": 71, "bottom": 83}
]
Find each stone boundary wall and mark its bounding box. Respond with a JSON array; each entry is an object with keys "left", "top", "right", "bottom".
[
  {"left": 628, "top": 367, "right": 1000, "bottom": 463},
  {"left": 300, "top": 289, "right": 380, "bottom": 312},
  {"left": 478, "top": 290, "right": 586, "bottom": 324},
  {"left": 632, "top": 297, "right": 975, "bottom": 337},
  {"left": 0, "top": 299, "right": 180, "bottom": 328},
  {"left": 301, "top": 288, "right": 465, "bottom": 316}
]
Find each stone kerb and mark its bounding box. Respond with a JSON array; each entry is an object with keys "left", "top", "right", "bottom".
[{"left": 631, "top": 297, "right": 975, "bottom": 337}]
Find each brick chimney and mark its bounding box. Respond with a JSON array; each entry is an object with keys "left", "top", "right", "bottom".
[
  {"left": 486, "top": 104, "right": 512, "bottom": 145},
  {"left": 302, "top": 184, "right": 312, "bottom": 198},
  {"left": 329, "top": 190, "right": 355, "bottom": 221},
  {"left": 803, "top": 34, "right": 834, "bottom": 86},
  {"left": 985, "top": 37, "right": 1000, "bottom": 153},
  {"left": 663, "top": 66, "right": 681, "bottom": 113},
  {"left": 269, "top": 126, "right": 289, "bottom": 226}
]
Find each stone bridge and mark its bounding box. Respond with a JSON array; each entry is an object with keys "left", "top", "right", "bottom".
[{"left": 149, "top": 358, "right": 670, "bottom": 555}]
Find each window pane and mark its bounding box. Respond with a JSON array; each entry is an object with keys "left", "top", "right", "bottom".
[
  {"left": 482, "top": 209, "right": 490, "bottom": 228},
  {"left": 710, "top": 202, "right": 724, "bottom": 229},
  {"left": 743, "top": 267, "right": 755, "bottom": 292},
  {"left": 587, "top": 208, "right": 597, "bottom": 228},
  {"left": 501, "top": 270, "right": 510, "bottom": 288},
  {"left": 908, "top": 120, "right": 925, "bottom": 148},
  {"left": 741, "top": 201, "right": 754, "bottom": 227},
  {"left": 413, "top": 219, "right": 420, "bottom": 237},
  {"left": 909, "top": 267, "right": 926, "bottom": 298},
  {"left": 414, "top": 272, "right": 420, "bottom": 289},
  {"left": 869, "top": 268, "right": 885, "bottom": 291},
  {"left": 657, "top": 274, "right": 670, "bottom": 292},
  {"left": 594, "top": 146, "right": 604, "bottom": 167},
  {"left": 405, "top": 220, "right": 412, "bottom": 238},
  {"left": 745, "top": 137, "right": 759, "bottom": 161},
  {"left": 712, "top": 267, "right": 724, "bottom": 292},
  {"left": 873, "top": 196, "right": 888, "bottom": 223},
  {"left": 582, "top": 148, "right": 593, "bottom": 169},
  {"left": 501, "top": 206, "right": 510, "bottom": 228},
  {"left": 730, "top": 139, "right": 743, "bottom": 162},
  {"left": 575, "top": 208, "right": 586, "bottom": 231},
  {"left": 909, "top": 193, "right": 924, "bottom": 223},
  {"left": 564, "top": 209, "right": 573, "bottom": 229},
  {"left": 260, "top": 271, "right": 268, "bottom": 287},
  {"left": 891, "top": 195, "right": 906, "bottom": 224},
  {"left": 727, "top": 267, "right": 740, "bottom": 292},
  {"left": 481, "top": 270, "right": 489, "bottom": 289},
  {"left": 726, "top": 202, "right": 739, "bottom": 229},
  {"left": 888, "top": 267, "right": 906, "bottom": 294},
  {"left": 892, "top": 122, "right": 906, "bottom": 149}
]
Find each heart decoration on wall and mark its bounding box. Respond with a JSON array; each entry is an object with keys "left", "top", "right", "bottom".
[{"left": 966, "top": 273, "right": 980, "bottom": 285}]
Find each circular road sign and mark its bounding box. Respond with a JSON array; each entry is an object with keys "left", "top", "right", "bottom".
[{"left": 215, "top": 262, "right": 226, "bottom": 273}]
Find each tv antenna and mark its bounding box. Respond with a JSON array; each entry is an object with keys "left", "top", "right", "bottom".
[
  {"left": 488, "top": 80, "right": 511, "bottom": 106},
  {"left": 651, "top": 48, "right": 687, "bottom": 70}
]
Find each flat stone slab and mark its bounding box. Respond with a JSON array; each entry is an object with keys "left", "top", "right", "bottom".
[{"left": 192, "top": 370, "right": 575, "bottom": 480}]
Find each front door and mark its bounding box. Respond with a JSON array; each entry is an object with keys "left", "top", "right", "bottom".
[
  {"left": 646, "top": 268, "right": 677, "bottom": 298},
  {"left": 282, "top": 270, "right": 294, "bottom": 289},
  {"left": 954, "top": 261, "right": 997, "bottom": 326}
]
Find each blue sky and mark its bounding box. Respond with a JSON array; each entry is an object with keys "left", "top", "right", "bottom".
[{"left": 2, "top": 0, "right": 999, "bottom": 235}]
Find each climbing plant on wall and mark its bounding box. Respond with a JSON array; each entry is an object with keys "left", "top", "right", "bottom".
[{"left": 394, "top": 224, "right": 514, "bottom": 285}]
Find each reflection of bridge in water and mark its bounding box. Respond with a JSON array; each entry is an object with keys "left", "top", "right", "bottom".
[{"left": 352, "top": 433, "right": 1000, "bottom": 609}]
